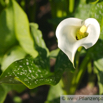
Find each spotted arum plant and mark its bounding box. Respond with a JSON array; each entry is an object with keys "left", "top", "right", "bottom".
[
  {"left": 1, "top": 0, "right": 103, "bottom": 103},
  {"left": 0, "top": 0, "right": 73, "bottom": 102}
]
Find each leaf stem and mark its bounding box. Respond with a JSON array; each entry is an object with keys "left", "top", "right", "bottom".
[
  {"left": 69, "top": 0, "right": 74, "bottom": 13},
  {"left": 76, "top": 47, "right": 82, "bottom": 69},
  {"left": 67, "top": 53, "right": 91, "bottom": 94}
]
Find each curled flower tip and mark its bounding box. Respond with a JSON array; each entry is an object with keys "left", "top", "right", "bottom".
[{"left": 56, "top": 18, "right": 100, "bottom": 65}]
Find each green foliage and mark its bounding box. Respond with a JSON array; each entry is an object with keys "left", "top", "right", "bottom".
[
  {"left": 0, "top": 85, "right": 7, "bottom": 103},
  {"left": 49, "top": 0, "right": 69, "bottom": 18},
  {"left": 0, "top": 1, "right": 17, "bottom": 55},
  {"left": 48, "top": 17, "right": 67, "bottom": 27},
  {"left": 13, "top": 96, "right": 22, "bottom": 103},
  {"left": 76, "top": 0, "right": 103, "bottom": 40},
  {"left": 46, "top": 81, "right": 63, "bottom": 103},
  {"left": 50, "top": 48, "right": 60, "bottom": 58},
  {"left": 0, "top": 51, "right": 72, "bottom": 89},
  {"left": 98, "top": 0, "right": 103, "bottom": 3},
  {"left": 87, "top": 39, "right": 103, "bottom": 60},
  {"left": 75, "top": 0, "right": 91, "bottom": 20},
  {"left": 87, "top": 40, "right": 103, "bottom": 95},
  {"left": 72, "top": 0, "right": 103, "bottom": 95},
  {"left": 46, "top": 82, "right": 63, "bottom": 103},
  {"left": 46, "top": 98, "right": 60, "bottom": 103},
  {"left": 75, "top": 0, "right": 103, "bottom": 40},
  {"left": 12, "top": 0, "right": 38, "bottom": 58},
  {"left": 0, "top": 83, "right": 26, "bottom": 103},
  {"left": 0, "top": 0, "right": 103, "bottom": 102},
  {"left": 86, "top": 0, "right": 103, "bottom": 3},
  {"left": 0, "top": 1, "right": 73, "bottom": 92},
  {"left": 94, "top": 67, "right": 103, "bottom": 94},
  {"left": 30, "top": 23, "right": 49, "bottom": 56},
  {"left": 54, "top": 50, "right": 74, "bottom": 72},
  {"left": 1, "top": 46, "right": 27, "bottom": 71},
  {"left": 89, "top": 40, "right": 103, "bottom": 95},
  {"left": 86, "top": 0, "right": 99, "bottom": 4},
  {"left": 0, "top": 0, "right": 6, "bottom": 14},
  {"left": 0, "top": 1, "right": 73, "bottom": 102},
  {"left": 90, "top": 1, "right": 103, "bottom": 40},
  {"left": 95, "top": 59, "right": 103, "bottom": 71}
]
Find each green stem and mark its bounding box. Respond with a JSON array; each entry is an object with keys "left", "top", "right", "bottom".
[
  {"left": 62, "top": 70, "right": 74, "bottom": 94},
  {"left": 76, "top": 51, "right": 80, "bottom": 69},
  {"left": 68, "top": 54, "right": 91, "bottom": 94},
  {"left": 69, "top": 0, "right": 74, "bottom": 13},
  {"left": 76, "top": 47, "right": 82, "bottom": 69},
  {"left": 87, "top": 62, "right": 96, "bottom": 89}
]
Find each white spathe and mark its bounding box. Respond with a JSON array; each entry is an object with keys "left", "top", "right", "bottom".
[{"left": 56, "top": 18, "right": 100, "bottom": 64}]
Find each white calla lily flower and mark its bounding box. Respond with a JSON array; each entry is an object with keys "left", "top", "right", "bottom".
[{"left": 56, "top": 18, "right": 100, "bottom": 64}]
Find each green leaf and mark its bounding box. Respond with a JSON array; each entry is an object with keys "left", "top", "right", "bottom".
[
  {"left": 45, "top": 97, "right": 60, "bottom": 103},
  {"left": 91, "top": 40, "right": 103, "bottom": 93},
  {"left": 54, "top": 50, "right": 74, "bottom": 72},
  {"left": 0, "top": 0, "right": 38, "bottom": 57},
  {"left": 86, "top": 0, "right": 99, "bottom": 4},
  {"left": 1, "top": 46, "right": 27, "bottom": 71},
  {"left": 0, "top": 50, "right": 70, "bottom": 89},
  {"left": 0, "top": 65, "right": 2, "bottom": 75},
  {"left": 87, "top": 39, "right": 103, "bottom": 95},
  {"left": 0, "top": 51, "right": 71, "bottom": 89},
  {"left": 87, "top": 39, "right": 103, "bottom": 72},
  {"left": 30, "top": 23, "right": 49, "bottom": 56},
  {"left": 0, "top": 24, "right": 73, "bottom": 89},
  {"left": 0, "top": 1, "right": 6, "bottom": 14},
  {"left": 94, "top": 67, "right": 103, "bottom": 94},
  {"left": 0, "top": 0, "right": 9, "bottom": 7},
  {"left": 0, "top": 1, "right": 17, "bottom": 55},
  {"left": 0, "top": 85, "right": 8, "bottom": 103},
  {"left": 12, "top": 0, "right": 38, "bottom": 58},
  {"left": 75, "top": 0, "right": 91, "bottom": 20},
  {"left": 49, "top": 0, "right": 64, "bottom": 2},
  {"left": 46, "top": 81, "right": 63, "bottom": 103},
  {"left": 98, "top": 0, "right": 103, "bottom": 3},
  {"left": 0, "top": 56, "right": 3, "bottom": 64},
  {"left": 48, "top": 17, "right": 67, "bottom": 27},
  {"left": 13, "top": 96, "right": 22, "bottom": 103},
  {"left": 0, "top": 56, "right": 54, "bottom": 88},
  {"left": 90, "top": 1, "right": 103, "bottom": 40},
  {"left": 87, "top": 39, "right": 103, "bottom": 93},
  {"left": 49, "top": 48, "right": 60, "bottom": 58},
  {"left": 0, "top": 23, "right": 61, "bottom": 88},
  {"left": 0, "top": 83, "right": 26, "bottom": 103},
  {"left": 86, "top": 0, "right": 103, "bottom": 3},
  {"left": 94, "top": 58, "right": 103, "bottom": 71},
  {"left": 87, "top": 39, "right": 103, "bottom": 61},
  {"left": 75, "top": 0, "right": 103, "bottom": 40},
  {"left": 2, "top": 83, "right": 26, "bottom": 93},
  {"left": 49, "top": 0, "right": 68, "bottom": 18}
]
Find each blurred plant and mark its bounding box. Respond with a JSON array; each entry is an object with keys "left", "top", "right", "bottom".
[
  {"left": 0, "top": 0, "right": 103, "bottom": 103},
  {"left": 46, "top": 0, "right": 103, "bottom": 102},
  {"left": 0, "top": 0, "right": 73, "bottom": 102},
  {"left": 16, "top": 0, "right": 37, "bottom": 22},
  {"left": 48, "top": 0, "right": 79, "bottom": 28}
]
